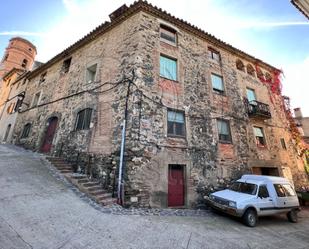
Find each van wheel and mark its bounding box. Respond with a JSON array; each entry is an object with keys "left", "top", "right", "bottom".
[
  {"left": 287, "top": 210, "right": 298, "bottom": 223},
  {"left": 243, "top": 209, "right": 257, "bottom": 227}
]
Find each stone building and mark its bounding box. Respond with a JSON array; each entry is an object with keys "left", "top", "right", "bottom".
[{"left": 8, "top": 1, "right": 309, "bottom": 208}]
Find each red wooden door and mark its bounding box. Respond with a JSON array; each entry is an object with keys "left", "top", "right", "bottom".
[
  {"left": 40, "top": 117, "right": 58, "bottom": 153},
  {"left": 168, "top": 165, "right": 184, "bottom": 207}
]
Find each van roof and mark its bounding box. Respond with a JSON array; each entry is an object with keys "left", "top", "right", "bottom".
[{"left": 240, "top": 174, "right": 290, "bottom": 183}]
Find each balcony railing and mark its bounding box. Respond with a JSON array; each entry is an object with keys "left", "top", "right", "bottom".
[{"left": 244, "top": 98, "right": 271, "bottom": 119}]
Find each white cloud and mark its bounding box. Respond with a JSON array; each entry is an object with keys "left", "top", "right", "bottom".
[
  {"left": 282, "top": 57, "right": 309, "bottom": 117},
  {"left": 0, "top": 31, "right": 44, "bottom": 37}
]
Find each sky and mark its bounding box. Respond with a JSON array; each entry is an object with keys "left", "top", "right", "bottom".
[{"left": 1, "top": 0, "right": 309, "bottom": 116}]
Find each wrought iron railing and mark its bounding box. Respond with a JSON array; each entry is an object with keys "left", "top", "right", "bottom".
[{"left": 244, "top": 98, "right": 271, "bottom": 119}]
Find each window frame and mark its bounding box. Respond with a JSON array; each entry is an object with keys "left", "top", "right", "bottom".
[
  {"left": 160, "top": 24, "right": 177, "bottom": 46},
  {"left": 21, "top": 123, "right": 32, "bottom": 138},
  {"left": 280, "top": 138, "right": 287, "bottom": 150},
  {"left": 86, "top": 64, "right": 97, "bottom": 83},
  {"left": 160, "top": 54, "right": 178, "bottom": 81},
  {"left": 31, "top": 91, "right": 41, "bottom": 108},
  {"left": 167, "top": 109, "right": 186, "bottom": 138},
  {"left": 208, "top": 48, "right": 221, "bottom": 63},
  {"left": 246, "top": 88, "right": 257, "bottom": 103},
  {"left": 253, "top": 126, "right": 266, "bottom": 147},
  {"left": 217, "top": 119, "right": 232, "bottom": 143},
  {"left": 75, "top": 108, "right": 93, "bottom": 131},
  {"left": 211, "top": 73, "right": 225, "bottom": 94},
  {"left": 61, "top": 57, "right": 72, "bottom": 74}
]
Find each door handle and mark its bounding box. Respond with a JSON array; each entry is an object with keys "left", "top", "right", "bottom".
[{"left": 268, "top": 199, "right": 273, "bottom": 201}]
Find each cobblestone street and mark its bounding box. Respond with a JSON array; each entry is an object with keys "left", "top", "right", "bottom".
[{"left": 0, "top": 144, "right": 309, "bottom": 249}]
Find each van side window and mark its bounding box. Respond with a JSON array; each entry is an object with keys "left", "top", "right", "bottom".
[
  {"left": 274, "top": 184, "right": 286, "bottom": 197},
  {"left": 282, "top": 184, "right": 296, "bottom": 196},
  {"left": 258, "top": 185, "right": 269, "bottom": 198}
]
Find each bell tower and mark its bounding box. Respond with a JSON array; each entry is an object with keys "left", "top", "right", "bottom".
[{"left": 0, "top": 37, "right": 37, "bottom": 80}]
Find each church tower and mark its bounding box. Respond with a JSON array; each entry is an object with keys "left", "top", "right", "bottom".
[{"left": 0, "top": 37, "right": 37, "bottom": 80}]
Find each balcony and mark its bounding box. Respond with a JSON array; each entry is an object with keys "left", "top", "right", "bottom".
[{"left": 244, "top": 98, "right": 271, "bottom": 119}]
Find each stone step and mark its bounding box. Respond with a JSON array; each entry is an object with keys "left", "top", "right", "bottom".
[
  {"left": 59, "top": 169, "right": 73, "bottom": 174},
  {"left": 77, "top": 178, "right": 89, "bottom": 184},
  {"left": 99, "top": 198, "right": 117, "bottom": 206},
  {"left": 55, "top": 166, "right": 72, "bottom": 170},
  {"left": 52, "top": 162, "right": 69, "bottom": 166},
  {"left": 89, "top": 190, "right": 106, "bottom": 196},
  {"left": 83, "top": 182, "right": 100, "bottom": 187},
  {"left": 71, "top": 175, "right": 87, "bottom": 180},
  {"left": 86, "top": 185, "right": 103, "bottom": 191},
  {"left": 96, "top": 193, "right": 113, "bottom": 201},
  {"left": 47, "top": 158, "right": 65, "bottom": 162}
]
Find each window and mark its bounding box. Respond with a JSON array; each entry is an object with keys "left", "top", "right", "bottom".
[
  {"left": 254, "top": 127, "right": 266, "bottom": 147},
  {"left": 274, "top": 184, "right": 296, "bottom": 197},
  {"left": 211, "top": 73, "right": 224, "bottom": 93},
  {"left": 236, "top": 59, "right": 245, "bottom": 71},
  {"left": 280, "top": 138, "right": 287, "bottom": 150},
  {"left": 247, "top": 64, "right": 255, "bottom": 77},
  {"left": 75, "top": 108, "right": 92, "bottom": 130},
  {"left": 258, "top": 185, "right": 269, "bottom": 198},
  {"left": 246, "top": 88, "right": 256, "bottom": 102},
  {"left": 160, "top": 24, "right": 177, "bottom": 45},
  {"left": 208, "top": 48, "right": 220, "bottom": 63},
  {"left": 3, "top": 53, "right": 9, "bottom": 61},
  {"left": 39, "top": 72, "right": 47, "bottom": 83},
  {"left": 160, "top": 55, "right": 177, "bottom": 81},
  {"left": 217, "top": 119, "right": 232, "bottom": 143},
  {"left": 21, "top": 59, "right": 28, "bottom": 68},
  {"left": 167, "top": 110, "right": 185, "bottom": 137},
  {"left": 86, "top": 64, "right": 97, "bottom": 83},
  {"left": 61, "top": 57, "right": 72, "bottom": 74},
  {"left": 32, "top": 92, "right": 41, "bottom": 107},
  {"left": 21, "top": 123, "right": 31, "bottom": 138},
  {"left": 229, "top": 182, "right": 257, "bottom": 195},
  {"left": 6, "top": 102, "right": 16, "bottom": 114},
  {"left": 265, "top": 72, "right": 272, "bottom": 83},
  {"left": 256, "top": 68, "right": 264, "bottom": 80}
]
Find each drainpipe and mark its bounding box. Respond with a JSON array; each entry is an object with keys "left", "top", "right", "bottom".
[{"left": 117, "top": 70, "right": 134, "bottom": 205}]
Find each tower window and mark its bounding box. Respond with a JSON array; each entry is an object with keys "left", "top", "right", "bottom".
[{"left": 22, "top": 59, "right": 28, "bottom": 68}]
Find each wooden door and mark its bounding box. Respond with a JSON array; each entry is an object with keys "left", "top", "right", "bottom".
[
  {"left": 40, "top": 117, "right": 58, "bottom": 153},
  {"left": 168, "top": 165, "right": 185, "bottom": 207}
]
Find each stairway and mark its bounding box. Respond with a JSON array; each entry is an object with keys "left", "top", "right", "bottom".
[{"left": 46, "top": 157, "right": 117, "bottom": 206}]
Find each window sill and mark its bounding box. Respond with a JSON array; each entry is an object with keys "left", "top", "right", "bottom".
[
  {"left": 160, "top": 39, "right": 177, "bottom": 47},
  {"left": 159, "top": 76, "right": 179, "bottom": 83},
  {"left": 257, "top": 145, "right": 267, "bottom": 149},
  {"left": 219, "top": 140, "right": 233, "bottom": 144},
  {"left": 167, "top": 134, "right": 186, "bottom": 139},
  {"left": 213, "top": 90, "right": 225, "bottom": 96}
]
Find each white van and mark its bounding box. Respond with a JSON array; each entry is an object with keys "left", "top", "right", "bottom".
[{"left": 205, "top": 175, "right": 300, "bottom": 227}]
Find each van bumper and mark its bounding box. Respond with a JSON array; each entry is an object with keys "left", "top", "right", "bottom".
[{"left": 205, "top": 196, "right": 242, "bottom": 217}]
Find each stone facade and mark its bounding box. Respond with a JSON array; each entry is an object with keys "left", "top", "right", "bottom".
[{"left": 5, "top": 1, "right": 309, "bottom": 208}]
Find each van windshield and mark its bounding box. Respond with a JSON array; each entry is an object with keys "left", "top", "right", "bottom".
[{"left": 229, "top": 182, "right": 258, "bottom": 195}]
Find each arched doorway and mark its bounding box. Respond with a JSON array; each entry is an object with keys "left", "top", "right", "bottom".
[{"left": 40, "top": 117, "right": 58, "bottom": 153}]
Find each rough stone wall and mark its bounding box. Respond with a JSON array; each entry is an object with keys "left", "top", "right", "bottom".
[
  {"left": 12, "top": 13, "right": 143, "bottom": 191},
  {"left": 122, "top": 13, "right": 251, "bottom": 208}
]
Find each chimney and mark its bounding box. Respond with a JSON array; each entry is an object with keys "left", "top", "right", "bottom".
[{"left": 294, "top": 107, "right": 303, "bottom": 118}]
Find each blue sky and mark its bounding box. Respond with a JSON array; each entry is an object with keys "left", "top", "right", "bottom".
[{"left": 1, "top": 0, "right": 309, "bottom": 116}]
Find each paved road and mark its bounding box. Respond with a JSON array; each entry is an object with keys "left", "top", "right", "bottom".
[{"left": 0, "top": 145, "right": 309, "bottom": 249}]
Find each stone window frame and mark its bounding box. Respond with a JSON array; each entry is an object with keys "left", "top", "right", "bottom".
[
  {"left": 22, "top": 59, "right": 28, "bottom": 68},
  {"left": 159, "top": 54, "right": 178, "bottom": 82},
  {"left": 208, "top": 47, "right": 221, "bottom": 63},
  {"left": 253, "top": 126, "right": 267, "bottom": 148},
  {"left": 159, "top": 23, "right": 178, "bottom": 46},
  {"left": 21, "top": 123, "right": 32, "bottom": 139},
  {"left": 85, "top": 63, "right": 98, "bottom": 84},
  {"left": 216, "top": 118, "right": 233, "bottom": 144},
  {"left": 166, "top": 108, "right": 186, "bottom": 138},
  {"left": 210, "top": 73, "right": 225, "bottom": 94},
  {"left": 74, "top": 108, "right": 93, "bottom": 131},
  {"left": 236, "top": 59, "right": 245, "bottom": 72},
  {"left": 39, "top": 71, "right": 47, "bottom": 84},
  {"left": 246, "top": 64, "right": 256, "bottom": 77},
  {"left": 61, "top": 57, "right": 72, "bottom": 74},
  {"left": 31, "top": 91, "right": 42, "bottom": 108}
]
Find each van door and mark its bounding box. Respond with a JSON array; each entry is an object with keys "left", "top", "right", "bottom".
[
  {"left": 256, "top": 185, "right": 275, "bottom": 216},
  {"left": 273, "top": 184, "right": 289, "bottom": 210}
]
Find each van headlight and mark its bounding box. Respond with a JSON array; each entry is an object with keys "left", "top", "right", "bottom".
[{"left": 229, "top": 201, "right": 236, "bottom": 208}]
